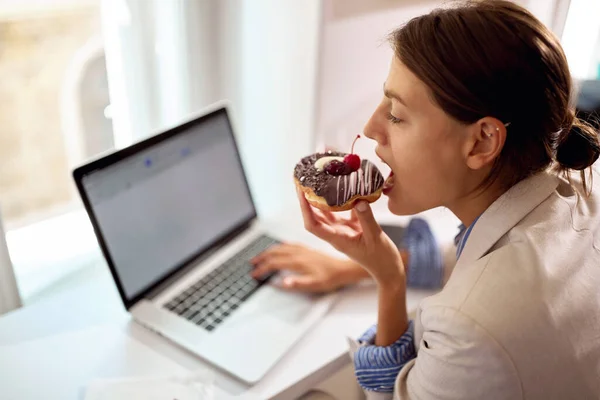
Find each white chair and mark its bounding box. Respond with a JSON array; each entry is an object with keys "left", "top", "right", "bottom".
[{"left": 0, "top": 210, "right": 22, "bottom": 316}]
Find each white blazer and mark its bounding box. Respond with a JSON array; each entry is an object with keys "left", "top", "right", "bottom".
[{"left": 350, "top": 168, "right": 600, "bottom": 400}]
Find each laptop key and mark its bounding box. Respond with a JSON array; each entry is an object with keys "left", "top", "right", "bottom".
[
  {"left": 164, "top": 234, "right": 279, "bottom": 331},
  {"left": 191, "top": 313, "right": 205, "bottom": 324}
]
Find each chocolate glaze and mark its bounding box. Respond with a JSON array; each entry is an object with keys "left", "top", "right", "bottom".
[{"left": 294, "top": 151, "right": 384, "bottom": 206}]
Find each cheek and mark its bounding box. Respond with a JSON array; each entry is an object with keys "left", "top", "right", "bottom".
[
  {"left": 390, "top": 135, "right": 449, "bottom": 178},
  {"left": 389, "top": 131, "right": 464, "bottom": 208}
]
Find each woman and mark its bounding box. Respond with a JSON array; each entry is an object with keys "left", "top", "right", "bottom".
[{"left": 297, "top": 1, "right": 600, "bottom": 399}]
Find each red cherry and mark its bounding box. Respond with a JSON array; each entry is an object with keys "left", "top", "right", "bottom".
[
  {"left": 343, "top": 134, "right": 361, "bottom": 171},
  {"left": 324, "top": 160, "right": 352, "bottom": 176},
  {"left": 343, "top": 154, "right": 360, "bottom": 171}
]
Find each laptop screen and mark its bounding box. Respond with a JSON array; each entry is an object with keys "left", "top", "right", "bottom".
[{"left": 80, "top": 109, "right": 255, "bottom": 301}]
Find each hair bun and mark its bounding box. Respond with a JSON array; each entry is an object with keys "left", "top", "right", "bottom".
[{"left": 556, "top": 121, "right": 600, "bottom": 171}]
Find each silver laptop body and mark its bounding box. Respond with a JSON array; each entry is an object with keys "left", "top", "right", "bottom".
[{"left": 73, "top": 102, "right": 336, "bottom": 385}]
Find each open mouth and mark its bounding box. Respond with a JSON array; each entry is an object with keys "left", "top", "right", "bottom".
[
  {"left": 383, "top": 171, "right": 394, "bottom": 194},
  {"left": 377, "top": 153, "right": 394, "bottom": 195}
]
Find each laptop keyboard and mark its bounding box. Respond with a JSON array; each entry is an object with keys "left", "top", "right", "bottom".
[{"left": 163, "top": 235, "right": 279, "bottom": 332}]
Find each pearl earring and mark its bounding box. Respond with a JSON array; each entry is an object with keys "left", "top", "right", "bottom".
[
  {"left": 487, "top": 122, "right": 511, "bottom": 138},
  {"left": 486, "top": 128, "right": 497, "bottom": 138}
]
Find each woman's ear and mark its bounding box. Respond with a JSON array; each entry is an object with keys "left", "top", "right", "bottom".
[{"left": 464, "top": 117, "right": 507, "bottom": 171}]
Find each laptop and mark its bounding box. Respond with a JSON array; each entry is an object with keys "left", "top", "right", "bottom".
[{"left": 72, "top": 102, "right": 336, "bottom": 385}]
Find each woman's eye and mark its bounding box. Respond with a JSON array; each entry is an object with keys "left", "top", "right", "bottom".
[{"left": 387, "top": 113, "right": 403, "bottom": 124}]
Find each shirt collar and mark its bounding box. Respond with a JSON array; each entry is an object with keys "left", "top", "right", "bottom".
[{"left": 454, "top": 215, "right": 482, "bottom": 260}]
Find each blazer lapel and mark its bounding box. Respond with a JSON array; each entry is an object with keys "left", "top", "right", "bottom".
[{"left": 455, "top": 171, "right": 560, "bottom": 267}]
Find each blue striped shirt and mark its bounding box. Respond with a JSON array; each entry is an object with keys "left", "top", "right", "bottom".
[
  {"left": 355, "top": 321, "right": 416, "bottom": 392},
  {"left": 355, "top": 218, "right": 477, "bottom": 392},
  {"left": 454, "top": 215, "right": 481, "bottom": 260},
  {"left": 403, "top": 218, "right": 444, "bottom": 289}
]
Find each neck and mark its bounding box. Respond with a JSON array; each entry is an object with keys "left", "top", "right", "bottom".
[{"left": 448, "top": 182, "right": 506, "bottom": 227}]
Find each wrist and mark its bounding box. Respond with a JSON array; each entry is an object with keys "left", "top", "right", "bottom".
[
  {"left": 377, "top": 278, "right": 406, "bottom": 297},
  {"left": 372, "top": 259, "right": 406, "bottom": 290}
]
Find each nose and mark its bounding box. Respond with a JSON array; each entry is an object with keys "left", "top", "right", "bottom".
[{"left": 363, "top": 102, "right": 388, "bottom": 146}]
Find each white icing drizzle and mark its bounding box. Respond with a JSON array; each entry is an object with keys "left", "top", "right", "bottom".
[
  {"left": 336, "top": 162, "right": 384, "bottom": 204},
  {"left": 336, "top": 176, "right": 341, "bottom": 206}
]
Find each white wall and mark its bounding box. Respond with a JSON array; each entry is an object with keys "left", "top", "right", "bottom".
[
  {"left": 523, "top": 0, "right": 572, "bottom": 37},
  {"left": 231, "top": 0, "right": 323, "bottom": 218},
  {"left": 315, "top": 1, "right": 439, "bottom": 176}
]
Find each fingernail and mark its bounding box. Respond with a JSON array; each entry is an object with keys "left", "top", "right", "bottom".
[
  {"left": 283, "top": 277, "right": 294, "bottom": 287},
  {"left": 356, "top": 202, "right": 368, "bottom": 212}
]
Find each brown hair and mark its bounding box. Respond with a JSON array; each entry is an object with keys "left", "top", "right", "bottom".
[{"left": 388, "top": 0, "right": 600, "bottom": 192}]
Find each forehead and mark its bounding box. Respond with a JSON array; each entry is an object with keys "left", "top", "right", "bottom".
[{"left": 385, "top": 57, "right": 433, "bottom": 110}]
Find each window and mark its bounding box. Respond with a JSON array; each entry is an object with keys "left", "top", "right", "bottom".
[
  {"left": 561, "top": 0, "right": 600, "bottom": 80},
  {"left": 0, "top": 1, "right": 110, "bottom": 301},
  {"left": 561, "top": 0, "right": 600, "bottom": 127},
  {"left": 0, "top": 3, "right": 108, "bottom": 227},
  {"left": 2, "top": 0, "right": 323, "bottom": 303}
]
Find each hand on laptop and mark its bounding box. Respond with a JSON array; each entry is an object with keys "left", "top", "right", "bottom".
[
  {"left": 250, "top": 243, "right": 410, "bottom": 293},
  {"left": 250, "top": 244, "right": 367, "bottom": 292}
]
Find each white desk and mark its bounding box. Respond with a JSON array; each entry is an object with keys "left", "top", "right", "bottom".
[{"left": 0, "top": 209, "right": 452, "bottom": 399}]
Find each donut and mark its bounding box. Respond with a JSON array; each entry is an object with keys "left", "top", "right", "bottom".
[{"left": 294, "top": 150, "right": 385, "bottom": 212}]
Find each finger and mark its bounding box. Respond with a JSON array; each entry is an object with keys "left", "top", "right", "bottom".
[
  {"left": 348, "top": 209, "right": 362, "bottom": 230},
  {"left": 251, "top": 256, "right": 302, "bottom": 278},
  {"left": 350, "top": 209, "right": 360, "bottom": 224},
  {"left": 312, "top": 210, "right": 332, "bottom": 225},
  {"left": 320, "top": 209, "right": 338, "bottom": 224},
  {"left": 297, "top": 189, "right": 337, "bottom": 240},
  {"left": 297, "top": 188, "right": 320, "bottom": 229},
  {"left": 353, "top": 201, "right": 383, "bottom": 244},
  {"left": 313, "top": 210, "right": 363, "bottom": 251},
  {"left": 251, "top": 243, "right": 295, "bottom": 264}
]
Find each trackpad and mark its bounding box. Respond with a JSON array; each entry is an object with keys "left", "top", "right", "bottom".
[{"left": 255, "top": 285, "right": 315, "bottom": 323}]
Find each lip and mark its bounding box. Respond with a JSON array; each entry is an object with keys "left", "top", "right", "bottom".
[
  {"left": 376, "top": 149, "right": 394, "bottom": 194},
  {"left": 382, "top": 171, "right": 394, "bottom": 195}
]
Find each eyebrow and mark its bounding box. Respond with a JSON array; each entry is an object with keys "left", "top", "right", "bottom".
[{"left": 383, "top": 83, "right": 408, "bottom": 108}]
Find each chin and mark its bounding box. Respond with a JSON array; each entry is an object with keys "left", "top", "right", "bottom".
[
  {"left": 386, "top": 193, "right": 428, "bottom": 216},
  {"left": 386, "top": 197, "right": 412, "bottom": 216}
]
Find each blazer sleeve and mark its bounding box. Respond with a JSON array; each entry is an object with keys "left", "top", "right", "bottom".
[
  {"left": 347, "top": 306, "right": 522, "bottom": 400},
  {"left": 392, "top": 306, "right": 522, "bottom": 400}
]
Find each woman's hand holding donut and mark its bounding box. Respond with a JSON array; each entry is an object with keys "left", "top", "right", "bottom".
[
  {"left": 298, "top": 188, "right": 409, "bottom": 345},
  {"left": 296, "top": 188, "right": 406, "bottom": 290}
]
